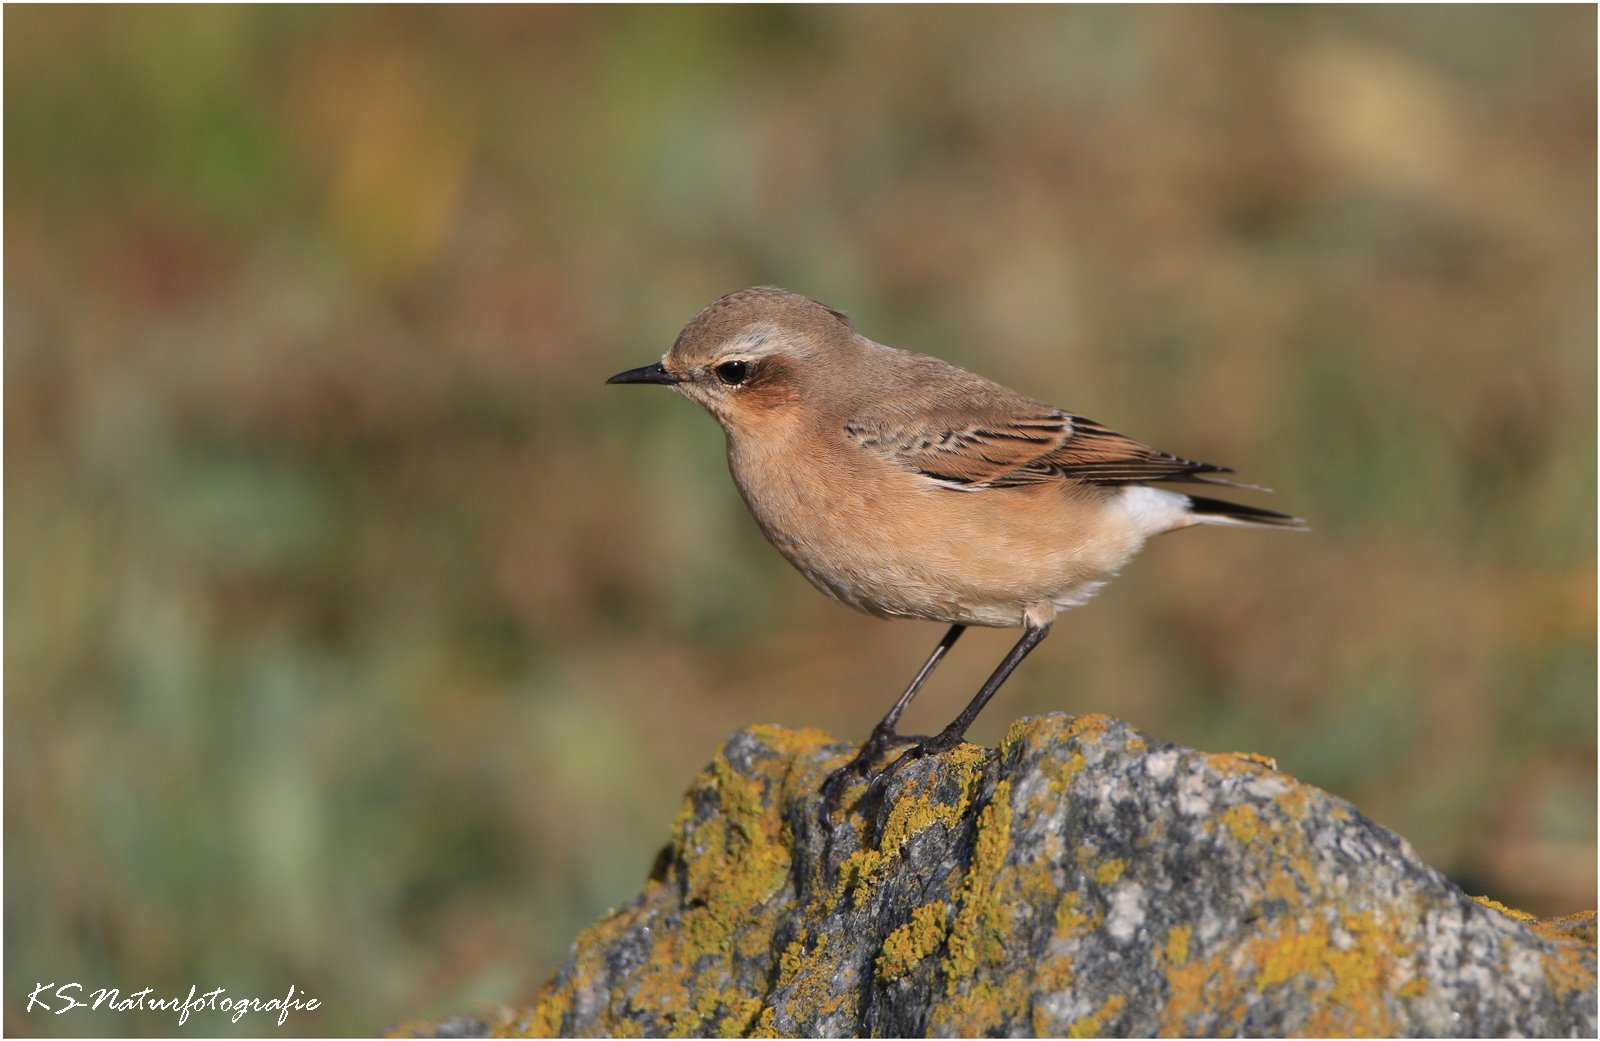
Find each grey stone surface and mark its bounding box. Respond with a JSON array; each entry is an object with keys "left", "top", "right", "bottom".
[{"left": 492, "top": 714, "right": 1595, "bottom": 1037}]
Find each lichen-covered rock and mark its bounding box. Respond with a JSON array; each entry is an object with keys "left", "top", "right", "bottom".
[{"left": 500, "top": 714, "right": 1595, "bottom": 1038}]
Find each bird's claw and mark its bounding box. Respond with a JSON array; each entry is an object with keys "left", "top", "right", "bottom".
[
  {"left": 821, "top": 727, "right": 930, "bottom": 813},
  {"left": 825, "top": 728, "right": 968, "bottom": 814}
]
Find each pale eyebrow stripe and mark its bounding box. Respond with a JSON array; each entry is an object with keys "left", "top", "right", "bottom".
[{"left": 724, "top": 324, "right": 780, "bottom": 357}]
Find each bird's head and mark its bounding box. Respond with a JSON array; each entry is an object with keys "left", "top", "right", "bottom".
[{"left": 606, "top": 287, "right": 858, "bottom": 432}]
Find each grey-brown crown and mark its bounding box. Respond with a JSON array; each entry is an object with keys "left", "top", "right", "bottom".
[{"left": 669, "top": 287, "right": 855, "bottom": 364}]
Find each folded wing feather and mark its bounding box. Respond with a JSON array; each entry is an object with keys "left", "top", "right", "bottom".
[{"left": 844, "top": 403, "right": 1237, "bottom": 490}]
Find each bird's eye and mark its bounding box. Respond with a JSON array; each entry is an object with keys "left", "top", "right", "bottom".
[{"left": 715, "top": 360, "right": 749, "bottom": 386}]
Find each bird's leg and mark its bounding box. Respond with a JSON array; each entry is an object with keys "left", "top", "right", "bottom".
[
  {"left": 864, "top": 623, "right": 968, "bottom": 747},
  {"left": 874, "top": 619, "right": 1053, "bottom": 792},
  {"left": 821, "top": 624, "right": 965, "bottom": 809}
]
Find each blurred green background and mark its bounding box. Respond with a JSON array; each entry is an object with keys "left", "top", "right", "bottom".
[{"left": 6, "top": 6, "right": 1594, "bottom": 1036}]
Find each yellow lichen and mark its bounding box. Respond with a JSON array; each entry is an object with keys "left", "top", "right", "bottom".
[
  {"left": 1472, "top": 897, "right": 1599, "bottom": 970},
  {"left": 1160, "top": 949, "right": 1242, "bottom": 1036},
  {"left": 1054, "top": 891, "right": 1098, "bottom": 937},
  {"left": 1001, "top": 717, "right": 1037, "bottom": 748},
  {"left": 1273, "top": 784, "right": 1311, "bottom": 819},
  {"left": 1206, "top": 750, "right": 1277, "bottom": 777},
  {"left": 1219, "top": 803, "right": 1261, "bottom": 844},
  {"left": 1541, "top": 936, "right": 1596, "bottom": 997},
  {"left": 1539, "top": 910, "right": 1597, "bottom": 945},
  {"left": 1471, "top": 894, "right": 1537, "bottom": 922},
  {"left": 1229, "top": 751, "right": 1278, "bottom": 771},
  {"left": 745, "top": 723, "right": 836, "bottom": 759},
  {"left": 495, "top": 722, "right": 1600, "bottom": 1040},
  {"left": 837, "top": 744, "right": 989, "bottom": 911},
  {"left": 1255, "top": 928, "right": 1336, "bottom": 992},
  {"left": 880, "top": 787, "right": 968, "bottom": 854},
  {"left": 1262, "top": 912, "right": 1408, "bottom": 1034},
  {"left": 1164, "top": 924, "right": 1192, "bottom": 966},
  {"left": 832, "top": 848, "right": 885, "bottom": 911},
  {"left": 876, "top": 902, "right": 950, "bottom": 981},
  {"left": 679, "top": 752, "right": 793, "bottom": 930},
  {"left": 514, "top": 987, "right": 567, "bottom": 1037},
  {"left": 1094, "top": 859, "right": 1126, "bottom": 885},
  {"left": 748, "top": 1007, "right": 778, "bottom": 1038},
  {"left": 762, "top": 929, "right": 856, "bottom": 1033},
  {"left": 943, "top": 781, "right": 1015, "bottom": 988},
  {"left": 938, "top": 972, "right": 1033, "bottom": 1034},
  {"left": 1158, "top": 909, "right": 1428, "bottom": 1036},
  {"left": 1066, "top": 993, "right": 1126, "bottom": 1038},
  {"left": 924, "top": 778, "right": 1038, "bottom": 1034},
  {"left": 773, "top": 931, "right": 809, "bottom": 985},
  {"left": 714, "top": 995, "right": 763, "bottom": 1037},
  {"left": 560, "top": 733, "right": 826, "bottom": 1037},
  {"left": 1064, "top": 714, "right": 1115, "bottom": 740}
]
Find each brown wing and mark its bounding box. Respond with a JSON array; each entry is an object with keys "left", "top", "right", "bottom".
[
  {"left": 844, "top": 408, "right": 1236, "bottom": 489},
  {"left": 1016, "top": 413, "right": 1236, "bottom": 486}
]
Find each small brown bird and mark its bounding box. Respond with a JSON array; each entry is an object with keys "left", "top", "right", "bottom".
[{"left": 608, "top": 287, "right": 1303, "bottom": 805}]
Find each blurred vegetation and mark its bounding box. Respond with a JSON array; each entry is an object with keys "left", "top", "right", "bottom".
[{"left": 5, "top": 6, "right": 1594, "bottom": 1036}]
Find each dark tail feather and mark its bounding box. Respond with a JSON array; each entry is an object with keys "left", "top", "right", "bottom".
[{"left": 1186, "top": 494, "right": 1308, "bottom": 530}]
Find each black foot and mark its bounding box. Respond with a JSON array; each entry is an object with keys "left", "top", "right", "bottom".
[
  {"left": 821, "top": 726, "right": 927, "bottom": 813},
  {"left": 863, "top": 728, "right": 968, "bottom": 802}
]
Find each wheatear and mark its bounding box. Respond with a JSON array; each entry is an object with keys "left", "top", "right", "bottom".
[{"left": 608, "top": 287, "right": 1303, "bottom": 806}]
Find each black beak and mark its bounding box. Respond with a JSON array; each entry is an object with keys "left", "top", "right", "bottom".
[{"left": 606, "top": 361, "right": 680, "bottom": 386}]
